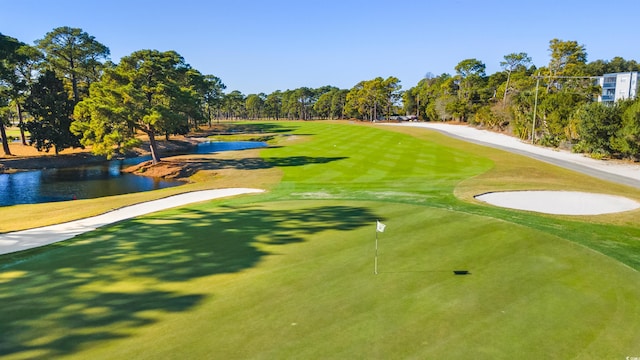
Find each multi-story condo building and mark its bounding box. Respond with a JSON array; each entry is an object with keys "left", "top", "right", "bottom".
[{"left": 598, "top": 72, "right": 639, "bottom": 103}]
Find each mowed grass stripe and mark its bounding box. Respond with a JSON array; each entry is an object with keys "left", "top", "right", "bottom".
[{"left": 263, "top": 122, "right": 492, "bottom": 200}]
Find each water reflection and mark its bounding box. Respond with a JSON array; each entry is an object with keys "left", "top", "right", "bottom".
[
  {"left": 0, "top": 165, "right": 180, "bottom": 206},
  {"left": 0, "top": 141, "right": 267, "bottom": 206}
]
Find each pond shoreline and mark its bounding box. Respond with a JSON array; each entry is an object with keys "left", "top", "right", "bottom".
[{"left": 0, "top": 137, "right": 200, "bottom": 174}]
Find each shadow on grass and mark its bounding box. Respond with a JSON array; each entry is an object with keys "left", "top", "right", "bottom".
[
  {"left": 205, "top": 122, "right": 300, "bottom": 135},
  {"left": 158, "top": 156, "right": 347, "bottom": 178},
  {"left": 0, "top": 203, "right": 375, "bottom": 357}
]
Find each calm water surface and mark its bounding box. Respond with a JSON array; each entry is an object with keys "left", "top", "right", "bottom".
[{"left": 0, "top": 141, "right": 267, "bottom": 206}]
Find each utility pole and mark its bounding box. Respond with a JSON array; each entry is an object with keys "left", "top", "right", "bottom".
[{"left": 532, "top": 72, "right": 540, "bottom": 144}]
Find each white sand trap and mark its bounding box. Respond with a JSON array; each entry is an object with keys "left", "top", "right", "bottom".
[{"left": 475, "top": 191, "right": 640, "bottom": 215}]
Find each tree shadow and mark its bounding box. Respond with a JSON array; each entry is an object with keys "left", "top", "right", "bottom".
[
  {"left": 0, "top": 203, "right": 376, "bottom": 357},
  {"left": 153, "top": 156, "right": 347, "bottom": 178},
  {"left": 202, "top": 122, "right": 300, "bottom": 135}
]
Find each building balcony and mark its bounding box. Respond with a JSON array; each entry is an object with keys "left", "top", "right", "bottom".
[
  {"left": 603, "top": 82, "right": 616, "bottom": 88},
  {"left": 601, "top": 94, "right": 615, "bottom": 101}
]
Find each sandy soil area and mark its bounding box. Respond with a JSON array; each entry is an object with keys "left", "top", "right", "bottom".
[{"left": 475, "top": 191, "right": 640, "bottom": 215}]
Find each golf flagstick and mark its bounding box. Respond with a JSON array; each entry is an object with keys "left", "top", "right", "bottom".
[
  {"left": 375, "top": 220, "right": 385, "bottom": 274},
  {"left": 375, "top": 228, "right": 378, "bottom": 274}
]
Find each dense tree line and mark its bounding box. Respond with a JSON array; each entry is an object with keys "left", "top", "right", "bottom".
[
  {"left": 1, "top": 28, "right": 226, "bottom": 163},
  {"left": 402, "top": 40, "right": 640, "bottom": 159},
  {"left": 2, "top": 28, "right": 640, "bottom": 162}
]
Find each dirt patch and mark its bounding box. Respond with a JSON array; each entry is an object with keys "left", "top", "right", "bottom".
[{"left": 122, "top": 159, "right": 202, "bottom": 180}]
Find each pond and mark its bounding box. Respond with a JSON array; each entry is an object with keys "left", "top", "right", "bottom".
[{"left": 0, "top": 141, "right": 267, "bottom": 206}]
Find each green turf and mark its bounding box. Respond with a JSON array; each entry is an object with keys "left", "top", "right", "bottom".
[
  {"left": 3, "top": 127, "right": 24, "bottom": 139},
  {"left": 2, "top": 121, "right": 640, "bottom": 359}
]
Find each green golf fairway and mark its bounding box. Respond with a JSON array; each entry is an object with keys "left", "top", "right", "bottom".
[{"left": 2, "top": 121, "right": 640, "bottom": 359}]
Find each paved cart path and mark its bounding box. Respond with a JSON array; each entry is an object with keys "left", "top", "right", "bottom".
[
  {"left": 385, "top": 122, "right": 640, "bottom": 189},
  {"left": 0, "top": 188, "right": 264, "bottom": 255}
]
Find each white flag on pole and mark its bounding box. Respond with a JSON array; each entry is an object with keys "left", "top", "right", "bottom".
[{"left": 376, "top": 220, "right": 386, "bottom": 233}]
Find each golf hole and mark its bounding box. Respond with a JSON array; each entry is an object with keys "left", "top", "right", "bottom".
[{"left": 475, "top": 191, "right": 640, "bottom": 215}]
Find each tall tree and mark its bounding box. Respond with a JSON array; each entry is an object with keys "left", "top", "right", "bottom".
[
  {"left": 222, "top": 91, "right": 246, "bottom": 119},
  {"left": 314, "top": 90, "right": 333, "bottom": 119},
  {"left": 22, "top": 70, "right": 81, "bottom": 154},
  {"left": 9, "top": 44, "right": 44, "bottom": 145},
  {"left": 453, "top": 58, "right": 487, "bottom": 121},
  {"left": 265, "top": 90, "right": 282, "bottom": 120},
  {"left": 330, "top": 89, "right": 348, "bottom": 119},
  {"left": 200, "top": 75, "right": 226, "bottom": 126},
  {"left": 546, "top": 39, "right": 587, "bottom": 91},
  {"left": 245, "top": 93, "right": 265, "bottom": 119},
  {"left": 0, "top": 33, "right": 27, "bottom": 155},
  {"left": 345, "top": 77, "right": 401, "bottom": 121},
  {"left": 36, "top": 26, "right": 110, "bottom": 103},
  {"left": 73, "top": 50, "right": 196, "bottom": 164},
  {"left": 500, "top": 52, "right": 532, "bottom": 103},
  {"left": 294, "top": 87, "right": 314, "bottom": 120}
]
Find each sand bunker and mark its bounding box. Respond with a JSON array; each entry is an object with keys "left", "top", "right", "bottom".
[{"left": 475, "top": 191, "right": 640, "bottom": 215}]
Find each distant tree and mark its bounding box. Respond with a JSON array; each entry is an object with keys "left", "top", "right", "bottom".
[
  {"left": 0, "top": 33, "right": 43, "bottom": 154},
  {"left": 265, "top": 91, "right": 282, "bottom": 120},
  {"left": 402, "top": 87, "right": 417, "bottom": 117},
  {"left": 281, "top": 90, "right": 294, "bottom": 119},
  {"left": 245, "top": 93, "right": 265, "bottom": 119},
  {"left": 500, "top": 52, "right": 532, "bottom": 103},
  {"left": 613, "top": 99, "right": 640, "bottom": 158},
  {"left": 201, "top": 75, "right": 226, "bottom": 125},
  {"left": 36, "top": 26, "right": 110, "bottom": 103},
  {"left": 453, "top": 59, "right": 487, "bottom": 121},
  {"left": 586, "top": 57, "right": 640, "bottom": 75},
  {"left": 575, "top": 102, "right": 623, "bottom": 156},
  {"left": 455, "top": 58, "right": 486, "bottom": 79},
  {"left": 546, "top": 39, "right": 587, "bottom": 91},
  {"left": 22, "top": 70, "right": 81, "bottom": 154},
  {"left": 345, "top": 77, "right": 401, "bottom": 121},
  {"left": 330, "top": 89, "right": 348, "bottom": 119},
  {"left": 222, "top": 91, "right": 246, "bottom": 119},
  {"left": 12, "top": 44, "right": 43, "bottom": 145},
  {"left": 411, "top": 73, "right": 452, "bottom": 121},
  {"left": 294, "top": 87, "right": 314, "bottom": 120},
  {"left": 0, "top": 33, "right": 24, "bottom": 155},
  {"left": 605, "top": 57, "right": 640, "bottom": 73},
  {"left": 152, "top": 65, "right": 205, "bottom": 136},
  {"left": 382, "top": 77, "right": 402, "bottom": 119},
  {"left": 314, "top": 90, "right": 333, "bottom": 119}
]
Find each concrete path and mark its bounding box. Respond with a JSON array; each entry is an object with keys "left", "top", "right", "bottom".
[
  {"left": 0, "top": 188, "right": 264, "bottom": 255},
  {"left": 385, "top": 122, "right": 640, "bottom": 189}
]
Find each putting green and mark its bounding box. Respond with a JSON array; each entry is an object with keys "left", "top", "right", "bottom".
[
  {"left": 2, "top": 121, "right": 640, "bottom": 359},
  {"left": 2, "top": 201, "right": 639, "bottom": 359}
]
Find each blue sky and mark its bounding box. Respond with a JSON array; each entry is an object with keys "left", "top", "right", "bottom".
[{"left": 3, "top": 0, "right": 639, "bottom": 94}]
